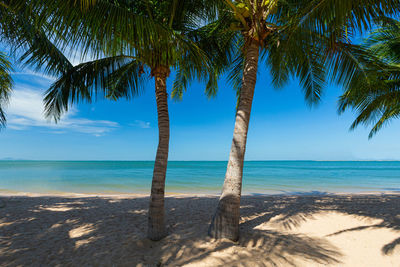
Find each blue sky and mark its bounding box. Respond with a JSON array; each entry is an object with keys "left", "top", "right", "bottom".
[{"left": 2, "top": 53, "right": 400, "bottom": 161}]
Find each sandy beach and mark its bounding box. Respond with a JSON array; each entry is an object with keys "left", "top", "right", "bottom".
[{"left": 1, "top": 193, "right": 400, "bottom": 266}]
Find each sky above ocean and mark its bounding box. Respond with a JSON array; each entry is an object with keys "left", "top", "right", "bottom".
[{"left": 2, "top": 42, "right": 400, "bottom": 161}]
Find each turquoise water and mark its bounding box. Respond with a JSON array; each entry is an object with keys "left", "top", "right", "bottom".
[{"left": 0, "top": 161, "right": 400, "bottom": 195}]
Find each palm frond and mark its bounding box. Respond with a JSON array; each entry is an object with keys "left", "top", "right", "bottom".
[
  {"left": 338, "top": 16, "right": 400, "bottom": 137},
  {"left": 172, "top": 15, "right": 239, "bottom": 100},
  {"left": 0, "top": 52, "right": 13, "bottom": 128},
  {"left": 44, "top": 56, "right": 146, "bottom": 121},
  {"left": 1, "top": 0, "right": 73, "bottom": 77}
]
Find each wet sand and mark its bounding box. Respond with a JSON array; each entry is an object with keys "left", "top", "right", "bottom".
[{"left": 1, "top": 193, "right": 400, "bottom": 266}]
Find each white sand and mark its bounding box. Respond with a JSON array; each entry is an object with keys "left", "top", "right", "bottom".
[{"left": 1, "top": 194, "right": 400, "bottom": 266}]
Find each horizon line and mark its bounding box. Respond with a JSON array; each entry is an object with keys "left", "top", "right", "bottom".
[{"left": 2, "top": 159, "right": 400, "bottom": 162}]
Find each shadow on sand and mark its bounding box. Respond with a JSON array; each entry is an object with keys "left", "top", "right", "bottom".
[{"left": 0, "top": 194, "right": 399, "bottom": 266}]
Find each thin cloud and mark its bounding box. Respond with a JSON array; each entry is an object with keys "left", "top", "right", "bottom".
[
  {"left": 5, "top": 87, "right": 118, "bottom": 136},
  {"left": 130, "top": 120, "right": 151, "bottom": 129},
  {"left": 11, "top": 70, "right": 56, "bottom": 82}
]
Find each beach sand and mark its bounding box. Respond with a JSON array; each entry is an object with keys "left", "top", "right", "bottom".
[{"left": 1, "top": 193, "right": 400, "bottom": 266}]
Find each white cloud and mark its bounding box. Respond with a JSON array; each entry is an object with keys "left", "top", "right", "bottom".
[
  {"left": 5, "top": 87, "right": 118, "bottom": 136},
  {"left": 130, "top": 120, "right": 151, "bottom": 129},
  {"left": 11, "top": 70, "right": 56, "bottom": 82}
]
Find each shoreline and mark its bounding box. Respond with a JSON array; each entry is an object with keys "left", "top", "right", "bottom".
[
  {"left": 2, "top": 161, "right": 399, "bottom": 202},
  {"left": 1, "top": 190, "right": 400, "bottom": 198}
]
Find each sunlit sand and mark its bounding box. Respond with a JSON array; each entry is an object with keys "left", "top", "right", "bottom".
[{"left": 1, "top": 193, "right": 400, "bottom": 266}]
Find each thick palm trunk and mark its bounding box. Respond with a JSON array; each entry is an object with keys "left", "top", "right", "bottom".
[
  {"left": 209, "top": 41, "right": 259, "bottom": 241},
  {"left": 148, "top": 66, "right": 170, "bottom": 241}
]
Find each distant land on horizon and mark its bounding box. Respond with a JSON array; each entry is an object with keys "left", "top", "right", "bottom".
[{"left": 1, "top": 158, "right": 400, "bottom": 162}]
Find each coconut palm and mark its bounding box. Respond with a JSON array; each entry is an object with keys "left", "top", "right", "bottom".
[
  {"left": 14, "top": 0, "right": 222, "bottom": 241},
  {"left": 339, "top": 18, "right": 400, "bottom": 138},
  {"left": 208, "top": 0, "right": 400, "bottom": 241}
]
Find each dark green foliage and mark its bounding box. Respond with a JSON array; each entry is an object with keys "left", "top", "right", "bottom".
[
  {"left": 4, "top": 0, "right": 222, "bottom": 120},
  {"left": 199, "top": 0, "right": 400, "bottom": 109},
  {"left": 339, "top": 18, "right": 400, "bottom": 138},
  {"left": 0, "top": 52, "right": 13, "bottom": 128},
  {"left": 44, "top": 56, "right": 147, "bottom": 120}
]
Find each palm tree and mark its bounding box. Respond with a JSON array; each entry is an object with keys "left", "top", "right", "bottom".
[
  {"left": 0, "top": 52, "right": 12, "bottom": 128},
  {"left": 208, "top": 0, "right": 400, "bottom": 241},
  {"left": 16, "top": 0, "right": 220, "bottom": 241},
  {"left": 339, "top": 18, "right": 400, "bottom": 138}
]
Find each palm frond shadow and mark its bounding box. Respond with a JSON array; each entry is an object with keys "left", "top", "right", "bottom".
[
  {"left": 159, "top": 228, "right": 340, "bottom": 266},
  {"left": 239, "top": 194, "right": 400, "bottom": 256},
  {"left": 2, "top": 194, "right": 399, "bottom": 266},
  {"left": 239, "top": 196, "right": 322, "bottom": 231}
]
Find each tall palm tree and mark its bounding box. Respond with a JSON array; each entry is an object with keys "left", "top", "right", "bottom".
[
  {"left": 339, "top": 18, "right": 400, "bottom": 138},
  {"left": 16, "top": 0, "right": 220, "bottom": 241},
  {"left": 208, "top": 0, "right": 400, "bottom": 241}
]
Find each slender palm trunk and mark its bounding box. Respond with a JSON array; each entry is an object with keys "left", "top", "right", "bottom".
[
  {"left": 148, "top": 66, "right": 170, "bottom": 241},
  {"left": 209, "top": 41, "right": 259, "bottom": 241}
]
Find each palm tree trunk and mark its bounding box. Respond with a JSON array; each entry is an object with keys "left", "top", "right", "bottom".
[
  {"left": 209, "top": 41, "right": 259, "bottom": 241},
  {"left": 148, "top": 66, "right": 170, "bottom": 241}
]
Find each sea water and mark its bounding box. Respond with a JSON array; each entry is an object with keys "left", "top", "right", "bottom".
[{"left": 0, "top": 161, "right": 399, "bottom": 195}]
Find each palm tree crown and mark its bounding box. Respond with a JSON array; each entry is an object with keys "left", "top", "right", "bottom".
[{"left": 31, "top": 0, "right": 218, "bottom": 119}]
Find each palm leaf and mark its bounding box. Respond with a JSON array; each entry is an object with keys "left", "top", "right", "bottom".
[
  {"left": 0, "top": 52, "right": 13, "bottom": 128},
  {"left": 44, "top": 56, "right": 146, "bottom": 121},
  {"left": 339, "top": 17, "right": 400, "bottom": 137}
]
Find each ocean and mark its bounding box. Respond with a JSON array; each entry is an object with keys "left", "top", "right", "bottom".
[{"left": 0, "top": 161, "right": 399, "bottom": 195}]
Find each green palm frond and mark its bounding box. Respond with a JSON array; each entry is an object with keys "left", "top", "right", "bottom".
[
  {"left": 7, "top": 0, "right": 173, "bottom": 58},
  {"left": 44, "top": 56, "right": 146, "bottom": 121},
  {"left": 348, "top": 88, "right": 400, "bottom": 138},
  {"left": 201, "top": 0, "right": 400, "bottom": 110},
  {"left": 339, "top": 66, "right": 400, "bottom": 138},
  {"left": 4, "top": 0, "right": 224, "bottom": 124},
  {"left": 296, "top": 0, "right": 400, "bottom": 38},
  {"left": 273, "top": 26, "right": 327, "bottom": 105},
  {"left": 1, "top": 0, "right": 73, "bottom": 77},
  {"left": 8, "top": 0, "right": 220, "bottom": 61},
  {"left": 265, "top": 0, "right": 400, "bottom": 107},
  {"left": 338, "top": 17, "right": 400, "bottom": 137},
  {"left": 227, "top": 48, "right": 245, "bottom": 110},
  {"left": 172, "top": 15, "right": 239, "bottom": 100},
  {"left": 0, "top": 52, "right": 13, "bottom": 128},
  {"left": 366, "top": 18, "right": 400, "bottom": 64},
  {"left": 226, "top": 36, "right": 245, "bottom": 95}
]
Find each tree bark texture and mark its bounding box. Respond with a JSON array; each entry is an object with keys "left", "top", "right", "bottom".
[
  {"left": 209, "top": 41, "right": 260, "bottom": 241},
  {"left": 148, "top": 66, "right": 170, "bottom": 241}
]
